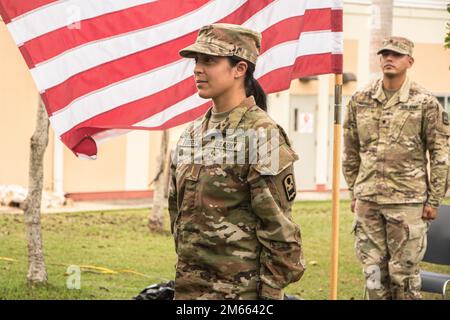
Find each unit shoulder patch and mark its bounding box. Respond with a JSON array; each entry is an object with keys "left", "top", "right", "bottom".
[{"left": 283, "top": 174, "right": 296, "bottom": 201}]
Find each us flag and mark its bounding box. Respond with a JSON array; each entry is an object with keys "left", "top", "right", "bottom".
[{"left": 0, "top": 0, "right": 343, "bottom": 158}]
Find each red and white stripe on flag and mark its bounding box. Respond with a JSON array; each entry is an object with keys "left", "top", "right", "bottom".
[{"left": 0, "top": 0, "right": 343, "bottom": 158}]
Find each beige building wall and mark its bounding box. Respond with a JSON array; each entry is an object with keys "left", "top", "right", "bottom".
[
  {"left": 342, "top": 39, "right": 359, "bottom": 96},
  {"left": 62, "top": 135, "right": 127, "bottom": 193},
  {"left": 125, "top": 131, "right": 150, "bottom": 191},
  {"left": 409, "top": 43, "right": 450, "bottom": 93},
  {"left": 148, "top": 131, "right": 162, "bottom": 190},
  {"left": 0, "top": 22, "right": 53, "bottom": 191}
]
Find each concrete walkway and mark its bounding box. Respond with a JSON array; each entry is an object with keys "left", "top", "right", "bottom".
[{"left": 0, "top": 190, "right": 351, "bottom": 214}]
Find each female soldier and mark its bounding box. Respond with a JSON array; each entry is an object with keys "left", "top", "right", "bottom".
[{"left": 168, "top": 23, "right": 305, "bottom": 300}]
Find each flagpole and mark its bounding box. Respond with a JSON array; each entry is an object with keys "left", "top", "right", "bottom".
[{"left": 330, "top": 73, "right": 343, "bottom": 300}]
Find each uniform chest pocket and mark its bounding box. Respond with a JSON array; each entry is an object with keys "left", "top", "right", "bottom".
[
  {"left": 389, "top": 107, "right": 422, "bottom": 143},
  {"left": 178, "top": 164, "right": 203, "bottom": 211},
  {"left": 356, "top": 102, "right": 379, "bottom": 146}
]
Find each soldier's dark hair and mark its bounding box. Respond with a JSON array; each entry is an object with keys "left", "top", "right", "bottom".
[{"left": 228, "top": 57, "right": 267, "bottom": 111}]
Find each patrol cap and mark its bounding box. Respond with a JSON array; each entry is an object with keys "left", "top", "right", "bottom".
[
  {"left": 179, "top": 23, "right": 261, "bottom": 64},
  {"left": 377, "top": 36, "right": 414, "bottom": 56}
]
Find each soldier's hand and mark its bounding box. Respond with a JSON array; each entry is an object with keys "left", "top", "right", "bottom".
[
  {"left": 422, "top": 205, "right": 438, "bottom": 220},
  {"left": 351, "top": 199, "right": 356, "bottom": 213}
]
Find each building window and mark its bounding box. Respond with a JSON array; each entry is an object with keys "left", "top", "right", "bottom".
[
  {"left": 294, "top": 108, "right": 298, "bottom": 132},
  {"left": 436, "top": 95, "right": 450, "bottom": 112}
]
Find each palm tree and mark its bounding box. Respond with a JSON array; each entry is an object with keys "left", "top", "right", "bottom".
[
  {"left": 445, "top": 4, "right": 449, "bottom": 50},
  {"left": 369, "top": 0, "right": 393, "bottom": 80},
  {"left": 148, "top": 130, "right": 170, "bottom": 233}
]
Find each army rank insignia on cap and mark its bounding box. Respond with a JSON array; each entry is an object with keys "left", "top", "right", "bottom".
[
  {"left": 443, "top": 111, "right": 449, "bottom": 125},
  {"left": 283, "top": 174, "right": 296, "bottom": 201}
]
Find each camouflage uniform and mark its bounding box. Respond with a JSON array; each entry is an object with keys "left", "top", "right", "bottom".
[
  {"left": 168, "top": 96, "right": 305, "bottom": 300},
  {"left": 168, "top": 24, "right": 304, "bottom": 300},
  {"left": 343, "top": 37, "right": 450, "bottom": 300}
]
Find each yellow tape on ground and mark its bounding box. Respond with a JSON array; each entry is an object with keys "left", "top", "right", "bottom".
[
  {"left": 0, "top": 257, "right": 16, "bottom": 262},
  {"left": 78, "top": 265, "right": 118, "bottom": 274},
  {"left": 2, "top": 257, "right": 152, "bottom": 279},
  {"left": 116, "top": 269, "right": 152, "bottom": 278}
]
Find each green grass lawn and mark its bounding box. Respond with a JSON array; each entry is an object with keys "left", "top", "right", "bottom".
[{"left": 0, "top": 200, "right": 449, "bottom": 300}]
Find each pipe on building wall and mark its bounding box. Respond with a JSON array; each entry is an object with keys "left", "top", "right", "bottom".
[{"left": 267, "top": 90, "right": 291, "bottom": 133}]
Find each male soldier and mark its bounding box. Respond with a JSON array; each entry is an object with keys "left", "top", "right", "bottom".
[{"left": 343, "top": 36, "right": 450, "bottom": 300}]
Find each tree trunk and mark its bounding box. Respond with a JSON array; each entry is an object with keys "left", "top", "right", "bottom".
[
  {"left": 148, "top": 130, "right": 170, "bottom": 233},
  {"left": 22, "top": 98, "right": 49, "bottom": 285},
  {"left": 369, "top": 0, "right": 393, "bottom": 80}
]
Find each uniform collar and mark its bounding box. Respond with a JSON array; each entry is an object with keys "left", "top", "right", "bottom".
[
  {"left": 398, "top": 76, "right": 411, "bottom": 103},
  {"left": 200, "top": 95, "right": 256, "bottom": 132},
  {"left": 372, "top": 77, "right": 411, "bottom": 103}
]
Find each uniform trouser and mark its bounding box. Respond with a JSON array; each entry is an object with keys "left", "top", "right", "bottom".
[{"left": 353, "top": 200, "right": 429, "bottom": 300}]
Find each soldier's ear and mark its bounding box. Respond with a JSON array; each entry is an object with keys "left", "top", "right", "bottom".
[
  {"left": 407, "top": 56, "right": 414, "bottom": 68},
  {"left": 234, "top": 61, "right": 248, "bottom": 79}
]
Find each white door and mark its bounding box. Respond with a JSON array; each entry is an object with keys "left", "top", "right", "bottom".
[{"left": 289, "top": 96, "right": 317, "bottom": 191}]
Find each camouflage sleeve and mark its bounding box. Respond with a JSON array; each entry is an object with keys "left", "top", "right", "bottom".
[
  {"left": 342, "top": 98, "right": 361, "bottom": 200},
  {"left": 423, "top": 100, "right": 450, "bottom": 208},
  {"left": 247, "top": 142, "right": 305, "bottom": 300},
  {"left": 168, "top": 158, "right": 178, "bottom": 235}
]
